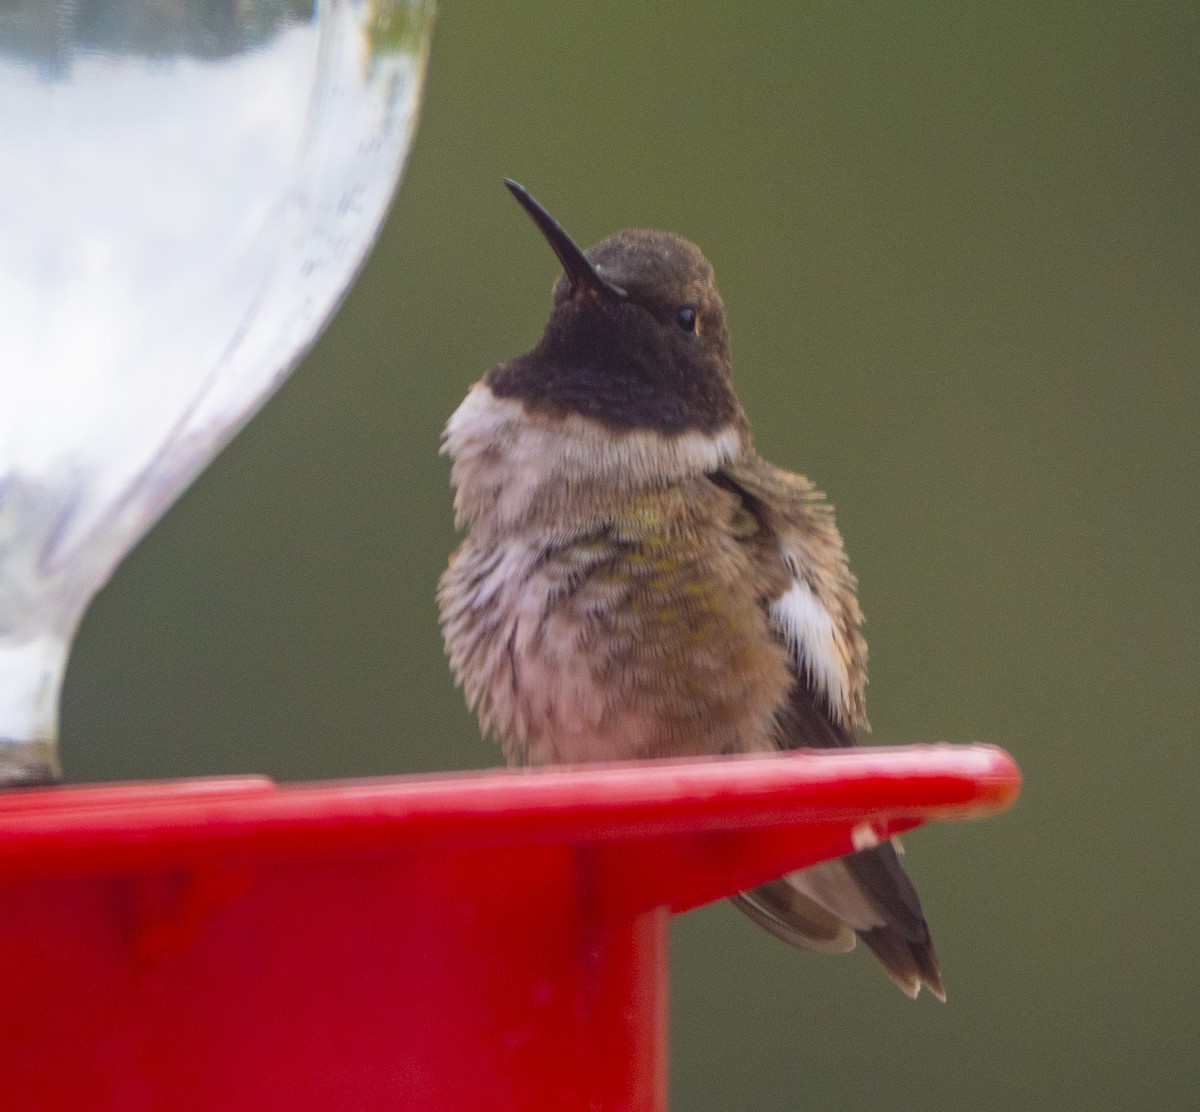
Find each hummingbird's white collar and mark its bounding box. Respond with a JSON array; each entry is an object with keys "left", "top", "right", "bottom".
[{"left": 443, "top": 383, "right": 747, "bottom": 531}]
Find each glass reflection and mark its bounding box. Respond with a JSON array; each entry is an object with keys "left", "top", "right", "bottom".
[{"left": 0, "top": 0, "right": 435, "bottom": 783}]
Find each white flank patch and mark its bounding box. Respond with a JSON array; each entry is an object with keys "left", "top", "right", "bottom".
[{"left": 769, "top": 578, "right": 848, "bottom": 716}]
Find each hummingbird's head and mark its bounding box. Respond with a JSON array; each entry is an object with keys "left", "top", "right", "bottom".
[{"left": 487, "top": 181, "right": 746, "bottom": 439}]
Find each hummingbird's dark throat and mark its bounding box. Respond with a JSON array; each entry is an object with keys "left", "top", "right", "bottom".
[
  {"left": 493, "top": 182, "right": 745, "bottom": 435},
  {"left": 504, "top": 180, "right": 627, "bottom": 301}
]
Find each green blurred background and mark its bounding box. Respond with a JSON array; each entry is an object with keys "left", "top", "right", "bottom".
[{"left": 62, "top": 2, "right": 1198, "bottom": 1109}]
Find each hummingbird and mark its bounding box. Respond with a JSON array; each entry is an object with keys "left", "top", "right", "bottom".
[{"left": 439, "top": 180, "right": 944, "bottom": 1000}]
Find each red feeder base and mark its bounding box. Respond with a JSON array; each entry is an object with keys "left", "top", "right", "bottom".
[{"left": 0, "top": 744, "right": 1019, "bottom": 1110}]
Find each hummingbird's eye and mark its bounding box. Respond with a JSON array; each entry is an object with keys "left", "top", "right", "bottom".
[{"left": 676, "top": 306, "right": 698, "bottom": 333}]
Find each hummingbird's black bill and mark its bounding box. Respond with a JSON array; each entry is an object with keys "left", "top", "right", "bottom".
[{"left": 504, "top": 179, "right": 627, "bottom": 300}]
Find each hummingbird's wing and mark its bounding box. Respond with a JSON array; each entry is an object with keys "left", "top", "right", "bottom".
[{"left": 712, "top": 460, "right": 945, "bottom": 1000}]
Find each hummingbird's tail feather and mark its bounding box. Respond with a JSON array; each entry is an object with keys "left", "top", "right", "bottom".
[
  {"left": 858, "top": 924, "right": 946, "bottom": 1002},
  {"left": 733, "top": 843, "right": 946, "bottom": 1001},
  {"left": 841, "top": 841, "right": 946, "bottom": 1000},
  {"left": 731, "top": 883, "right": 857, "bottom": 955}
]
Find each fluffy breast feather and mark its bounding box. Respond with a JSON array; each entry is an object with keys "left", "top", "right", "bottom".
[{"left": 439, "top": 383, "right": 791, "bottom": 764}]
